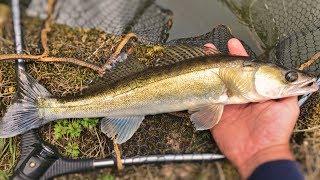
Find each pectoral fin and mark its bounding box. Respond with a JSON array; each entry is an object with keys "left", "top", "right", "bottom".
[
  {"left": 189, "top": 104, "right": 224, "bottom": 130},
  {"left": 100, "top": 116, "right": 145, "bottom": 144}
]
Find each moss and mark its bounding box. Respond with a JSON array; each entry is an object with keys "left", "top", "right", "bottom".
[{"left": 21, "top": 17, "right": 117, "bottom": 97}]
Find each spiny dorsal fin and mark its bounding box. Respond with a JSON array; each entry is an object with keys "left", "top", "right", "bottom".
[
  {"left": 167, "top": 24, "right": 234, "bottom": 54},
  {"left": 89, "top": 44, "right": 220, "bottom": 88}
]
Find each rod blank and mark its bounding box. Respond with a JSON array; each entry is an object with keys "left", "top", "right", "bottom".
[{"left": 93, "top": 153, "right": 225, "bottom": 167}]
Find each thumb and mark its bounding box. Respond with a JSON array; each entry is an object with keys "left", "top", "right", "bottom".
[
  {"left": 278, "top": 96, "right": 298, "bottom": 107},
  {"left": 277, "top": 96, "right": 300, "bottom": 119},
  {"left": 228, "top": 38, "right": 249, "bottom": 57}
]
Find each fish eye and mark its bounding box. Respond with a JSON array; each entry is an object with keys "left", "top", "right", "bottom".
[{"left": 285, "top": 70, "right": 298, "bottom": 82}]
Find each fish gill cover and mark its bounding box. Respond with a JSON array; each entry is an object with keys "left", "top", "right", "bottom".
[{"left": 0, "top": 0, "right": 319, "bottom": 179}]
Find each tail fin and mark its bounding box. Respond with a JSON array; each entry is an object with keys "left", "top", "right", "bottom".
[{"left": 0, "top": 70, "right": 51, "bottom": 138}]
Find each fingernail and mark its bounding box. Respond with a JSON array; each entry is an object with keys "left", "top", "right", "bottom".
[
  {"left": 228, "top": 38, "right": 249, "bottom": 56},
  {"left": 228, "top": 38, "right": 242, "bottom": 47}
]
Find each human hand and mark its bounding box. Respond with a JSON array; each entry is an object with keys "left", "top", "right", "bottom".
[{"left": 209, "top": 38, "right": 300, "bottom": 178}]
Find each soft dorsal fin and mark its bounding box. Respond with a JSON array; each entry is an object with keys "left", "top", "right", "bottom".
[
  {"left": 167, "top": 24, "right": 234, "bottom": 54},
  {"left": 167, "top": 24, "right": 257, "bottom": 59}
]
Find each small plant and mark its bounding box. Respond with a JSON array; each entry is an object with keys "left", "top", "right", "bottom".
[
  {"left": 98, "top": 174, "right": 115, "bottom": 180},
  {"left": 80, "top": 118, "right": 99, "bottom": 129},
  {"left": 67, "top": 121, "right": 82, "bottom": 138},
  {"left": 65, "top": 142, "right": 80, "bottom": 158},
  {"left": 0, "top": 171, "right": 9, "bottom": 180},
  {"left": 53, "top": 118, "right": 99, "bottom": 140},
  {"left": 53, "top": 118, "right": 99, "bottom": 158},
  {"left": 53, "top": 120, "right": 68, "bottom": 140}
]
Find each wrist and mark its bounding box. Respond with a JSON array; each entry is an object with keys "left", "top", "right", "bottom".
[{"left": 237, "top": 144, "right": 294, "bottom": 179}]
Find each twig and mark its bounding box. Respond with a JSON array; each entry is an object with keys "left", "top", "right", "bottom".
[
  {"left": 294, "top": 125, "right": 320, "bottom": 133},
  {"left": 102, "top": 33, "right": 137, "bottom": 70},
  {"left": 0, "top": 0, "right": 140, "bottom": 76},
  {"left": 0, "top": 0, "right": 106, "bottom": 75},
  {"left": 94, "top": 128, "right": 105, "bottom": 157},
  {"left": 40, "top": 0, "right": 56, "bottom": 57},
  {"left": 85, "top": 41, "right": 107, "bottom": 61},
  {"left": 0, "top": 54, "right": 104, "bottom": 73},
  {"left": 299, "top": 52, "right": 320, "bottom": 70},
  {"left": 113, "top": 141, "right": 123, "bottom": 170},
  {"left": 215, "top": 162, "right": 226, "bottom": 180}
]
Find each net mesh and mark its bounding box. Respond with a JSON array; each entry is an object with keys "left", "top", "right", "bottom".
[
  {"left": 26, "top": 0, "right": 173, "bottom": 44},
  {"left": 0, "top": 0, "right": 319, "bottom": 178},
  {"left": 220, "top": 0, "right": 320, "bottom": 76}
]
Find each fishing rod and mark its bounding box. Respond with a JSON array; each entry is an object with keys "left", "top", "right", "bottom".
[{"left": 12, "top": 132, "right": 225, "bottom": 180}]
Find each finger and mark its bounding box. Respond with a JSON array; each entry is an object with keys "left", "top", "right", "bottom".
[
  {"left": 228, "top": 38, "right": 249, "bottom": 57},
  {"left": 278, "top": 96, "right": 298, "bottom": 105},
  {"left": 204, "top": 43, "right": 220, "bottom": 55},
  {"left": 204, "top": 43, "right": 218, "bottom": 50},
  {"left": 277, "top": 96, "right": 300, "bottom": 115}
]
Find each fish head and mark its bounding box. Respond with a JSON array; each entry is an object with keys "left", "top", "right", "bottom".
[{"left": 254, "top": 63, "right": 318, "bottom": 99}]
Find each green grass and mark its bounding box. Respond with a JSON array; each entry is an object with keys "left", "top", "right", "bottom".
[
  {"left": 0, "top": 138, "right": 18, "bottom": 179},
  {"left": 0, "top": 171, "right": 9, "bottom": 180},
  {"left": 98, "top": 174, "right": 115, "bottom": 180}
]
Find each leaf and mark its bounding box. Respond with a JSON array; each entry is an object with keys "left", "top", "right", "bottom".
[
  {"left": 65, "top": 142, "right": 80, "bottom": 158},
  {"left": 53, "top": 120, "right": 68, "bottom": 140},
  {"left": 67, "top": 121, "right": 82, "bottom": 138},
  {"left": 80, "top": 118, "right": 98, "bottom": 129}
]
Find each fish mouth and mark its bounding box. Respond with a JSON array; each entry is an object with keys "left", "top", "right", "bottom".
[
  {"left": 286, "top": 78, "right": 319, "bottom": 96},
  {"left": 298, "top": 78, "right": 318, "bottom": 90}
]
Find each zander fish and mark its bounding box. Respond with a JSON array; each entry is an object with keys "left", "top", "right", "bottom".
[{"left": 0, "top": 54, "right": 318, "bottom": 143}]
